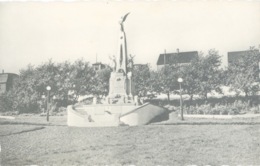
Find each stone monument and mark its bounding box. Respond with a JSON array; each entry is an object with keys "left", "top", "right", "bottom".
[
  {"left": 108, "top": 12, "right": 135, "bottom": 104},
  {"left": 67, "top": 13, "right": 169, "bottom": 127}
]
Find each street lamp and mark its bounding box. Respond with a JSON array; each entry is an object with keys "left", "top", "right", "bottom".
[
  {"left": 177, "top": 78, "right": 184, "bottom": 120},
  {"left": 46, "top": 86, "right": 51, "bottom": 122},
  {"left": 41, "top": 95, "right": 46, "bottom": 113}
]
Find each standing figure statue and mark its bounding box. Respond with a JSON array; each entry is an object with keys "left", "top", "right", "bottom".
[
  {"left": 109, "top": 55, "right": 117, "bottom": 72},
  {"left": 127, "top": 54, "right": 135, "bottom": 70}
]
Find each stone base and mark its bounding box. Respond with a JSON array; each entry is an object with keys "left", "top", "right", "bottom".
[
  {"left": 108, "top": 72, "right": 135, "bottom": 104},
  {"left": 107, "top": 95, "right": 135, "bottom": 105},
  {"left": 67, "top": 103, "right": 169, "bottom": 127}
]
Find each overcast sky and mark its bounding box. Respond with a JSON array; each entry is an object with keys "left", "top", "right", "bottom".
[{"left": 0, "top": 1, "right": 260, "bottom": 74}]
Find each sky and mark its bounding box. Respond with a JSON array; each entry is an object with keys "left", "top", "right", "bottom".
[{"left": 0, "top": 1, "right": 260, "bottom": 74}]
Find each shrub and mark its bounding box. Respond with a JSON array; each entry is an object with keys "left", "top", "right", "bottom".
[
  {"left": 233, "top": 100, "right": 249, "bottom": 113},
  {"left": 211, "top": 104, "right": 229, "bottom": 115},
  {"left": 249, "top": 106, "right": 260, "bottom": 114},
  {"left": 0, "top": 93, "right": 13, "bottom": 112},
  {"left": 182, "top": 102, "right": 256, "bottom": 115},
  {"left": 219, "top": 105, "right": 229, "bottom": 115},
  {"left": 16, "top": 102, "right": 40, "bottom": 114},
  {"left": 228, "top": 107, "right": 239, "bottom": 115},
  {"left": 164, "top": 105, "right": 177, "bottom": 112},
  {"left": 197, "top": 104, "right": 211, "bottom": 115},
  {"left": 211, "top": 106, "right": 220, "bottom": 115},
  {"left": 186, "top": 106, "right": 196, "bottom": 114}
]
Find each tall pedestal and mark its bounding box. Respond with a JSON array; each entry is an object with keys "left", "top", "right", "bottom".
[{"left": 108, "top": 72, "right": 134, "bottom": 104}]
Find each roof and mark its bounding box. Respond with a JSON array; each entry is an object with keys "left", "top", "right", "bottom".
[
  {"left": 228, "top": 50, "right": 260, "bottom": 64},
  {"left": 92, "top": 62, "right": 105, "bottom": 66},
  {"left": 157, "top": 51, "right": 199, "bottom": 65},
  {"left": 0, "top": 73, "right": 19, "bottom": 83}
]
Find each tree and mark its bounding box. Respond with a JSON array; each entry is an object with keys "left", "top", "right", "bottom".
[
  {"left": 150, "top": 65, "right": 179, "bottom": 102},
  {"left": 195, "top": 49, "right": 222, "bottom": 100},
  {"left": 227, "top": 47, "right": 260, "bottom": 98},
  {"left": 179, "top": 57, "right": 200, "bottom": 105},
  {"left": 133, "top": 64, "right": 151, "bottom": 97},
  {"left": 92, "top": 67, "right": 112, "bottom": 97},
  {"left": 9, "top": 59, "right": 98, "bottom": 113},
  {"left": 54, "top": 60, "right": 74, "bottom": 104},
  {"left": 0, "top": 92, "right": 15, "bottom": 112},
  {"left": 69, "top": 59, "right": 96, "bottom": 101},
  {"left": 12, "top": 64, "right": 41, "bottom": 113}
]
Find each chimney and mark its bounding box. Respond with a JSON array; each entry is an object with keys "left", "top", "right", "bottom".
[{"left": 177, "top": 48, "right": 179, "bottom": 53}]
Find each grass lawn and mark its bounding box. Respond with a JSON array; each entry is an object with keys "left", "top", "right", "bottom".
[{"left": 0, "top": 115, "right": 260, "bottom": 165}]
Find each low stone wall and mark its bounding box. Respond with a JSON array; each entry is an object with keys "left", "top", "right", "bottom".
[
  {"left": 67, "top": 105, "right": 120, "bottom": 127},
  {"left": 67, "top": 103, "right": 169, "bottom": 127}
]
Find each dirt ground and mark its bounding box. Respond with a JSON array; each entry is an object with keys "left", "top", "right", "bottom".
[{"left": 0, "top": 116, "right": 260, "bottom": 165}]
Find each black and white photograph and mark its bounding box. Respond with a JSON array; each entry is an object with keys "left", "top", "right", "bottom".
[{"left": 0, "top": 0, "right": 259, "bottom": 165}]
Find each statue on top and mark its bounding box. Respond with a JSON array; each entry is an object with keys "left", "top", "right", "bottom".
[
  {"left": 119, "top": 12, "right": 130, "bottom": 32},
  {"left": 116, "top": 13, "right": 130, "bottom": 74}
]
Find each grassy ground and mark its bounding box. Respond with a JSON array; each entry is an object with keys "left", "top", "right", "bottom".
[
  {"left": 0, "top": 115, "right": 67, "bottom": 126},
  {"left": 0, "top": 115, "right": 260, "bottom": 165}
]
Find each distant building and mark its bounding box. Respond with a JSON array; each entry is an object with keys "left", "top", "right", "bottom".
[
  {"left": 92, "top": 62, "right": 106, "bottom": 71},
  {"left": 228, "top": 49, "right": 260, "bottom": 65},
  {"left": 228, "top": 49, "right": 260, "bottom": 79},
  {"left": 0, "top": 71, "right": 19, "bottom": 94},
  {"left": 156, "top": 50, "right": 199, "bottom": 70}
]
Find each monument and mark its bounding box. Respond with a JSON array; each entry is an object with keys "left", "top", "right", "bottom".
[
  {"left": 108, "top": 12, "right": 135, "bottom": 104},
  {"left": 67, "top": 13, "right": 169, "bottom": 127}
]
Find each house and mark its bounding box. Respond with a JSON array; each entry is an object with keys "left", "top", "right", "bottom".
[
  {"left": 228, "top": 49, "right": 260, "bottom": 65},
  {"left": 156, "top": 50, "right": 199, "bottom": 70},
  {"left": 228, "top": 49, "right": 260, "bottom": 79},
  {"left": 92, "top": 62, "right": 106, "bottom": 71},
  {"left": 0, "top": 71, "right": 19, "bottom": 94}
]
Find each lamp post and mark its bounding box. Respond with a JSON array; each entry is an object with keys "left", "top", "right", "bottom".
[
  {"left": 177, "top": 78, "right": 184, "bottom": 120},
  {"left": 41, "top": 95, "right": 46, "bottom": 113},
  {"left": 46, "top": 86, "right": 51, "bottom": 122}
]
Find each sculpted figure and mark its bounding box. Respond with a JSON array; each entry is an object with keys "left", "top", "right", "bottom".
[
  {"left": 109, "top": 55, "right": 117, "bottom": 72},
  {"left": 116, "top": 12, "right": 130, "bottom": 74},
  {"left": 127, "top": 54, "right": 135, "bottom": 70},
  {"left": 119, "top": 12, "right": 130, "bottom": 32}
]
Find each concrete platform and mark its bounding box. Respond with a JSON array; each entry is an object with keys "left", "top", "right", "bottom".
[{"left": 67, "top": 103, "right": 169, "bottom": 127}]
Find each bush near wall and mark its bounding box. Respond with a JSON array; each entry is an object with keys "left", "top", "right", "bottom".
[
  {"left": 0, "top": 93, "right": 13, "bottom": 112},
  {"left": 164, "top": 103, "right": 258, "bottom": 115},
  {"left": 147, "top": 95, "right": 259, "bottom": 115},
  {"left": 147, "top": 95, "right": 259, "bottom": 107}
]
